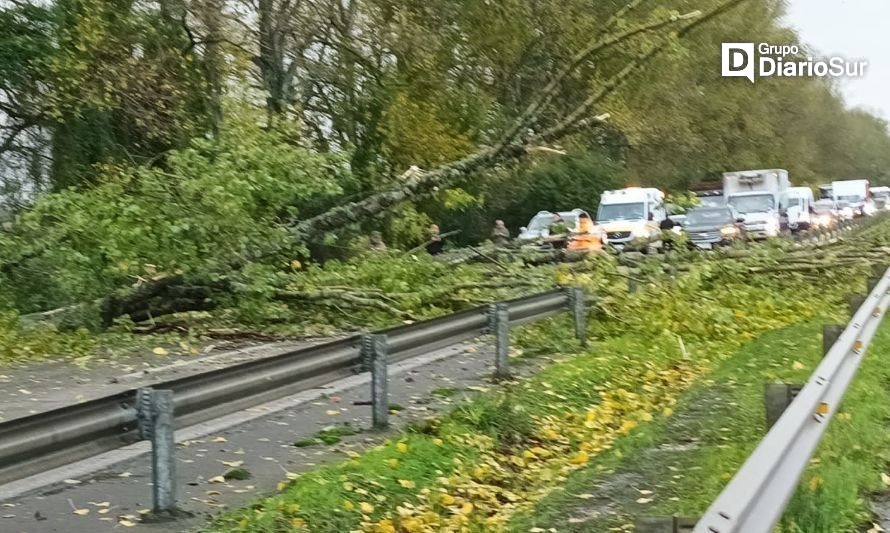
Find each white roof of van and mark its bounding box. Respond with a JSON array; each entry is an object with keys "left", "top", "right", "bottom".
[{"left": 600, "top": 188, "right": 663, "bottom": 203}]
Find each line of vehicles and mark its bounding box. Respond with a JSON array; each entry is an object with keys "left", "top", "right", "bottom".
[{"left": 516, "top": 169, "right": 888, "bottom": 253}]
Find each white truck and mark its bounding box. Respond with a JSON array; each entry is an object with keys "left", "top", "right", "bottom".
[
  {"left": 722, "top": 169, "right": 789, "bottom": 239},
  {"left": 785, "top": 186, "right": 815, "bottom": 232},
  {"left": 832, "top": 179, "right": 873, "bottom": 216},
  {"left": 595, "top": 187, "right": 666, "bottom": 251}
]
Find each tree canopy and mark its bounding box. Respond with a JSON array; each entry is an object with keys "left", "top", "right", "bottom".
[{"left": 2, "top": 0, "right": 890, "bottom": 324}]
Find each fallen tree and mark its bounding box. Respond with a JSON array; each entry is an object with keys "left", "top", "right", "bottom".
[{"left": 15, "top": 0, "right": 754, "bottom": 330}]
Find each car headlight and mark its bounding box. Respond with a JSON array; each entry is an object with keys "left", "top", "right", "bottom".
[{"left": 720, "top": 225, "right": 739, "bottom": 237}]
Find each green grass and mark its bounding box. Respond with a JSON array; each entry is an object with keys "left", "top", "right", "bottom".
[
  {"left": 511, "top": 316, "right": 890, "bottom": 532},
  {"left": 214, "top": 433, "right": 477, "bottom": 532}
]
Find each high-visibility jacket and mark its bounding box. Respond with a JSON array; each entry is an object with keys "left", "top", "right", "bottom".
[{"left": 567, "top": 218, "right": 603, "bottom": 252}]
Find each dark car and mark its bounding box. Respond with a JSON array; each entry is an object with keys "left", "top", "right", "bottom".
[{"left": 682, "top": 206, "right": 745, "bottom": 249}]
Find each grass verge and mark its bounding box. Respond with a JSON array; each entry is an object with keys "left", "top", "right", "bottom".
[{"left": 511, "top": 314, "right": 890, "bottom": 532}]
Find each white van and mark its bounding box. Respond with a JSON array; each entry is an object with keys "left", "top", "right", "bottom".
[
  {"left": 785, "top": 186, "right": 815, "bottom": 232},
  {"left": 596, "top": 188, "right": 666, "bottom": 251}
]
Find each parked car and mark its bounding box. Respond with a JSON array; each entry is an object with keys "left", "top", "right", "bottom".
[
  {"left": 517, "top": 209, "right": 584, "bottom": 244},
  {"left": 682, "top": 206, "right": 746, "bottom": 249}
]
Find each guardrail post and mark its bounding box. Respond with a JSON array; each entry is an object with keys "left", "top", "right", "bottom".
[
  {"left": 488, "top": 303, "right": 511, "bottom": 379},
  {"left": 823, "top": 324, "right": 844, "bottom": 355},
  {"left": 628, "top": 278, "right": 639, "bottom": 294},
  {"left": 635, "top": 516, "right": 698, "bottom": 532},
  {"left": 764, "top": 383, "right": 801, "bottom": 429},
  {"left": 137, "top": 388, "right": 177, "bottom": 514},
  {"left": 567, "top": 287, "right": 588, "bottom": 348},
  {"left": 362, "top": 334, "right": 389, "bottom": 429},
  {"left": 847, "top": 294, "right": 866, "bottom": 316}
]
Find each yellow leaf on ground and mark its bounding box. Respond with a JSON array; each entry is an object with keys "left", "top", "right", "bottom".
[
  {"left": 119, "top": 519, "right": 137, "bottom": 527},
  {"left": 398, "top": 479, "right": 415, "bottom": 489},
  {"left": 809, "top": 475, "right": 824, "bottom": 491},
  {"left": 152, "top": 347, "right": 169, "bottom": 356},
  {"left": 211, "top": 436, "right": 227, "bottom": 443},
  {"left": 636, "top": 497, "right": 653, "bottom": 504},
  {"left": 343, "top": 500, "right": 354, "bottom": 511},
  {"left": 387, "top": 458, "right": 399, "bottom": 469},
  {"left": 620, "top": 420, "right": 638, "bottom": 433},
  {"left": 396, "top": 442, "right": 408, "bottom": 453},
  {"left": 359, "top": 501, "right": 374, "bottom": 513},
  {"left": 881, "top": 472, "right": 890, "bottom": 487},
  {"left": 208, "top": 476, "right": 226, "bottom": 484},
  {"left": 570, "top": 451, "right": 589, "bottom": 465},
  {"left": 440, "top": 494, "right": 455, "bottom": 505},
  {"left": 792, "top": 361, "right": 805, "bottom": 370},
  {"left": 73, "top": 508, "right": 90, "bottom": 516}
]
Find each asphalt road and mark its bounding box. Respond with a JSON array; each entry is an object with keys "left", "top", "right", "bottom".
[{"left": 0, "top": 338, "right": 538, "bottom": 532}]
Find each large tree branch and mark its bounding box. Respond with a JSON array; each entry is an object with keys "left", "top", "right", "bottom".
[
  {"left": 497, "top": 8, "right": 700, "bottom": 146},
  {"left": 540, "top": 0, "right": 752, "bottom": 140},
  {"left": 289, "top": 2, "right": 755, "bottom": 242}
]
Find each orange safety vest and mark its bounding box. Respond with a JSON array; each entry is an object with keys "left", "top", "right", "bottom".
[{"left": 567, "top": 218, "right": 603, "bottom": 252}]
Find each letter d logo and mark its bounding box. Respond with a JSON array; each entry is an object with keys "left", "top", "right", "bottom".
[{"left": 722, "top": 43, "right": 755, "bottom": 83}]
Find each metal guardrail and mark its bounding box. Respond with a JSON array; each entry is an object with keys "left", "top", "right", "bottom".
[
  {"left": 0, "top": 288, "right": 573, "bottom": 486},
  {"left": 693, "top": 266, "right": 890, "bottom": 533}
]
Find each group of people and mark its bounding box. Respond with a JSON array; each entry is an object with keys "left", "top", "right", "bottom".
[
  {"left": 368, "top": 211, "right": 602, "bottom": 255},
  {"left": 366, "top": 224, "right": 447, "bottom": 255}
]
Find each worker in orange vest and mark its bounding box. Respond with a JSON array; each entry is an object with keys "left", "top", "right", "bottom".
[{"left": 567, "top": 212, "right": 603, "bottom": 253}]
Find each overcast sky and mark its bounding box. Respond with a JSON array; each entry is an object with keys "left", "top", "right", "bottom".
[{"left": 783, "top": 0, "right": 890, "bottom": 120}]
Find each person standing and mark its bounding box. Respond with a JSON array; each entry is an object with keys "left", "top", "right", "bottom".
[
  {"left": 660, "top": 215, "right": 678, "bottom": 251},
  {"left": 368, "top": 231, "right": 387, "bottom": 252},
  {"left": 490, "top": 220, "right": 510, "bottom": 246},
  {"left": 425, "top": 224, "right": 445, "bottom": 255}
]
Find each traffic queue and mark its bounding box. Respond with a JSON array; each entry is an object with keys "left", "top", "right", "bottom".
[{"left": 511, "top": 170, "right": 886, "bottom": 253}]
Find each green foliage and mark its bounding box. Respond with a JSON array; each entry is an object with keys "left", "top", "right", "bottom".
[
  {"left": 0, "top": 313, "right": 97, "bottom": 363},
  {"left": 434, "top": 151, "right": 623, "bottom": 244},
  {"left": 0, "top": 111, "right": 350, "bottom": 311}
]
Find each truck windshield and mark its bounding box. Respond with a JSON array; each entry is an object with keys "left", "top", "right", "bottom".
[
  {"left": 836, "top": 194, "right": 863, "bottom": 203},
  {"left": 686, "top": 209, "right": 732, "bottom": 226},
  {"left": 597, "top": 202, "right": 645, "bottom": 222},
  {"left": 787, "top": 197, "right": 805, "bottom": 210},
  {"left": 728, "top": 194, "right": 774, "bottom": 214}
]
